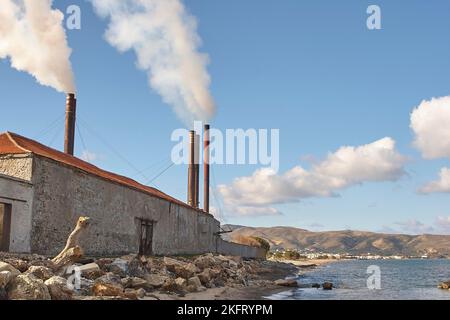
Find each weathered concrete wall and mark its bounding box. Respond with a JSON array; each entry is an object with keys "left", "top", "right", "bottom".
[
  {"left": 30, "top": 155, "right": 220, "bottom": 256},
  {"left": 217, "top": 239, "right": 267, "bottom": 259},
  {"left": 0, "top": 155, "right": 33, "bottom": 181},
  {"left": 0, "top": 173, "right": 33, "bottom": 252}
]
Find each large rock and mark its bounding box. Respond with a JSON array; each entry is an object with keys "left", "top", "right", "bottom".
[
  {"left": 274, "top": 279, "right": 298, "bottom": 287},
  {"left": 161, "top": 278, "right": 181, "bottom": 292},
  {"left": 322, "top": 282, "right": 333, "bottom": 290},
  {"left": 194, "top": 254, "right": 217, "bottom": 270},
  {"left": 7, "top": 274, "right": 51, "bottom": 300},
  {"left": 163, "top": 257, "right": 198, "bottom": 279},
  {"left": 45, "top": 276, "right": 74, "bottom": 300},
  {"left": 5, "top": 259, "right": 29, "bottom": 273},
  {"left": 175, "top": 277, "right": 187, "bottom": 288},
  {"left": 145, "top": 274, "right": 170, "bottom": 288},
  {"left": 127, "top": 257, "right": 148, "bottom": 278},
  {"left": 197, "top": 268, "right": 214, "bottom": 287},
  {"left": 121, "top": 277, "right": 147, "bottom": 289},
  {"left": 92, "top": 273, "right": 124, "bottom": 297},
  {"left": 25, "top": 266, "right": 54, "bottom": 281},
  {"left": 0, "top": 271, "right": 14, "bottom": 289},
  {"left": 187, "top": 276, "right": 203, "bottom": 292},
  {"left": 106, "top": 259, "right": 128, "bottom": 277},
  {"left": 0, "top": 261, "right": 20, "bottom": 277},
  {"left": 438, "top": 281, "right": 450, "bottom": 290},
  {"left": 123, "top": 288, "right": 146, "bottom": 300}
]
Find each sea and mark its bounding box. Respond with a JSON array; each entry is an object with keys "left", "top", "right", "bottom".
[{"left": 268, "top": 259, "right": 450, "bottom": 300}]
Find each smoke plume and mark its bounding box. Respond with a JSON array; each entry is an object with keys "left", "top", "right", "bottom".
[
  {"left": 0, "top": 0, "right": 76, "bottom": 93},
  {"left": 91, "top": 0, "right": 216, "bottom": 124}
]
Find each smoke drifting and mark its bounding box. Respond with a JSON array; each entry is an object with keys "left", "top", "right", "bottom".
[
  {"left": 0, "top": 0, "right": 76, "bottom": 93},
  {"left": 91, "top": 0, "right": 216, "bottom": 124}
]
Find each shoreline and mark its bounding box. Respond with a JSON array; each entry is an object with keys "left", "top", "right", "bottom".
[{"left": 150, "top": 259, "right": 336, "bottom": 300}]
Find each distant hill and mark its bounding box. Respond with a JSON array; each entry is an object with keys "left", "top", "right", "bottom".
[{"left": 223, "top": 225, "right": 450, "bottom": 257}]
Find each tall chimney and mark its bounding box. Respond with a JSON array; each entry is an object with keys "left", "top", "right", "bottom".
[
  {"left": 64, "top": 93, "right": 76, "bottom": 156},
  {"left": 203, "top": 124, "right": 210, "bottom": 213},
  {"left": 194, "top": 134, "right": 200, "bottom": 208},
  {"left": 187, "top": 130, "right": 195, "bottom": 206}
]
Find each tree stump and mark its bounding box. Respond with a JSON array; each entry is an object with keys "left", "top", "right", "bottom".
[{"left": 52, "top": 217, "right": 91, "bottom": 270}]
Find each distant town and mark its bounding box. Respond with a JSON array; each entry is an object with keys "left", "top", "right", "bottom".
[{"left": 268, "top": 248, "right": 440, "bottom": 261}]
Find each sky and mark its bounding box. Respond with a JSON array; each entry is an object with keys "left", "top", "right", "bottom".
[{"left": 1, "top": 0, "right": 450, "bottom": 234}]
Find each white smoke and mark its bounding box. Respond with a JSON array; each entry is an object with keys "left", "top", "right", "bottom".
[
  {"left": 90, "top": 0, "right": 215, "bottom": 124},
  {"left": 0, "top": 0, "right": 76, "bottom": 93}
]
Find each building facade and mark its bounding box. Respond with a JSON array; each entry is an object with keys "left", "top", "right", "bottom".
[{"left": 0, "top": 132, "right": 265, "bottom": 258}]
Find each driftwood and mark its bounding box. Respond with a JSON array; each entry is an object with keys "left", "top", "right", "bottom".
[{"left": 52, "top": 217, "right": 91, "bottom": 269}]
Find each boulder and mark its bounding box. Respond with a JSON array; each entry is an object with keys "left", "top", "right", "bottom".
[
  {"left": 95, "top": 258, "right": 114, "bottom": 271},
  {"left": 194, "top": 254, "right": 217, "bottom": 270},
  {"left": 438, "top": 281, "right": 450, "bottom": 290},
  {"left": 145, "top": 274, "right": 169, "bottom": 288},
  {"left": 45, "top": 276, "right": 74, "bottom": 300},
  {"left": 322, "top": 282, "right": 333, "bottom": 290},
  {"left": 274, "top": 279, "right": 298, "bottom": 287},
  {"left": 0, "top": 271, "right": 14, "bottom": 289},
  {"left": 123, "top": 288, "right": 145, "bottom": 300},
  {"left": 5, "top": 259, "right": 29, "bottom": 273},
  {"left": 197, "top": 268, "right": 213, "bottom": 287},
  {"left": 106, "top": 258, "right": 128, "bottom": 277},
  {"left": 92, "top": 273, "right": 124, "bottom": 297},
  {"left": 127, "top": 257, "right": 148, "bottom": 278},
  {"left": 79, "top": 263, "right": 104, "bottom": 280},
  {"left": 25, "top": 266, "right": 54, "bottom": 281},
  {"left": 186, "top": 276, "right": 202, "bottom": 292},
  {"left": 163, "top": 257, "right": 198, "bottom": 279},
  {"left": 161, "top": 278, "right": 181, "bottom": 292},
  {"left": 122, "top": 277, "right": 147, "bottom": 289},
  {"left": 0, "top": 261, "right": 20, "bottom": 277},
  {"left": 175, "top": 277, "right": 187, "bottom": 288},
  {"left": 7, "top": 274, "right": 51, "bottom": 300}
]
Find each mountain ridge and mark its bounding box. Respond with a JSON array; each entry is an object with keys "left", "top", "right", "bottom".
[{"left": 223, "top": 225, "right": 450, "bottom": 257}]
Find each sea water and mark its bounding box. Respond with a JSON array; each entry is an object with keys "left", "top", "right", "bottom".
[{"left": 268, "top": 259, "right": 450, "bottom": 300}]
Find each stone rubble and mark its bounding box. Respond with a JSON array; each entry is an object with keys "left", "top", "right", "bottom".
[{"left": 0, "top": 252, "right": 296, "bottom": 300}]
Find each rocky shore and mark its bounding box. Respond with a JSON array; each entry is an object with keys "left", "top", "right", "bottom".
[{"left": 0, "top": 252, "right": 306, "bottom": 300}]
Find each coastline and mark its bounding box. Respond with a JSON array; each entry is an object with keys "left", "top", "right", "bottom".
[{"left": 150, "top": 259, "right": 335, "bottom": 300}]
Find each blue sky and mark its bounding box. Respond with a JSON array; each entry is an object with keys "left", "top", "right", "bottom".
[{"left": 1, "top": 0, "right": 450, "bottom": 233}]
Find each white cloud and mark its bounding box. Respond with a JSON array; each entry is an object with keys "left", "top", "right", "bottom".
[
  {"left": 435, "top": 216, "right": 450, "bottom": 231},
  {"left": 394, "top": 219, "right": 435, "bottom": 235},
  {"left": 80, "top": 150, "right": 99, "bottom": 163},
  {"left": 231, "top": 206, "right": 282, "bottom": 217},
  {"left": 218, "top": 137, "right": 406, "bottom": 214},
  {"left": 410, "top": 96, "right": 450, "bottom": 159},
  {"left": 419, "top": 167, "right": 450, "bottom": 194},
  {"left": 382, "top": 216, "right": 450, "bottom": 235}
]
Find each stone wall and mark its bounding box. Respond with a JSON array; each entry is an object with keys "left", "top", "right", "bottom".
[
  {"left": 217, "top": 239, "right": 267, "bottom": 259},
  {"left": 30, "top": 155, "right": 220, "bottom": 256},
  {"left": 0, "top": 155, "right": 33, "bottom": 181},
  {"left": 0, "top": 173, "right": 34, "bottom": 253}
]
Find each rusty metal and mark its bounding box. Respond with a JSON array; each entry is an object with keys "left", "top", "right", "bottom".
[
  {"left": 203, "top": 124, "right": 210, "bottom": 213},
  {"left": 194, "top": 134, "right": 200, "bottom": 208},
  {"left": 64, "top": 93, "right": 77, "bottom": 155},
  {"left": 187, "top": 130, "right": 195, "bottom": 206}
]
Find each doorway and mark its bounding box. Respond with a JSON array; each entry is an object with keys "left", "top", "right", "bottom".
[
  {"left": 137, "top": 218, "right": 154, "bottom": 256},
  {"left": 0, "top": 203, "right": 11, "bottom": 252}
]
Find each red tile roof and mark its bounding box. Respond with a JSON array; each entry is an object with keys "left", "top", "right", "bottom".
[{"left": 0, "top": 132, "right": 203, "bottom": 212}]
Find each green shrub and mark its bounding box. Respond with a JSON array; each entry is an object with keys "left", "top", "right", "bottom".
[{"left": 250, "top": 236, "right": 270, "bottom": 252}]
